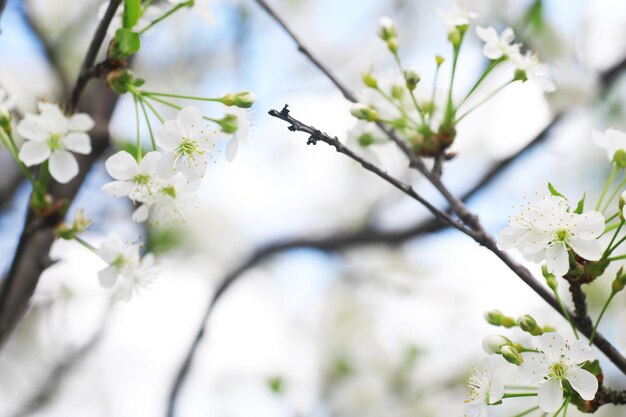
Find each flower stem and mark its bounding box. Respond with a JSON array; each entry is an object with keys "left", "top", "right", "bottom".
[
  {"left": 139, "top": 0, "right": 194, "bottom": 35},
  {"left": 133, "top": 94, "right": 142, "bottom": 161},
  {"left": 428, "top": 62, "right": 442, "bottom": 125},
  {"left": 602, "top": 177, "right": 626, "bottom": 214},
  {"left": 142, "top": 91, "right": 222, "bottom": 103},
  {"left": 602, "top": 221, "right": 624, "bottom": 258},
  {"left": 141, "top": 96, "right": 165, "bottom": 124},
  {"left": 138, "top": 97, "right": 157, "bottom": 151},
  {"left": 552, "top": 288, "right": 579, "bottom": 339},
  {"left": 605, "top": 211, "right": 620, "bottom": 224},
  {"left": 596, "top": 165, "right": 619, "bottom": 211},
  {"left": 502, "top": 393, "right": 538, "bottom": 398},
  {"left": 456, "top": 80, "right": 514, "bottom": 122},
  {"left": 606, "top": 234, "right": 626, "bottom": 257},
  {"left": 459, "top": 59, "right": 501, "bottom": 107},
  {"left": 511, "top": 406, "right": 540, "bottom": 417},
  {"left": 374, "top": 86, "right": 421, "bottom": 129},
  {"left": 74, "top": 236, "right": 98, "bottom": 253},
  {"left": 442, "top": 44, "right": 461, "bottom": 128},
  {"left": 589, "top": 291, "right": 616, "bottom": 345},
  {"left": 0, "top": 128, "right": 38, "bottom": 187}
]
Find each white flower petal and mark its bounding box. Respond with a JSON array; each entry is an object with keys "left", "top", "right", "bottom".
[
  {"left": 568, "top": 237, "right": 602, "bottom": 261},
  {"left": 17, "top": 115, "right": 49, "bottom": 142},
  {"left": 102, "top": 180, "right": 134, "bottom": 198},
  {"left": 49, "top": 150, "right": 79, "bottom": 183},
  {"left": 64, "top": 132, "right": 92, "bottom": 154},
  {"left": 538, "top": 378, "right": 563, "bottom": 412},
  {"left": 567, "top": 367, "right": 598, "bottom": 401},
  {"left": 105, "top": 151, "right": 137, "bottom": 181},
  {"left": 156, "top": 120, "right": 183, "bottom": 151},
  {"left": 18, "top": 141, "right": 50, "bottom": 166},
  {"left": 156, "top": 152, "right": 178, "bottom": 179},
  {"left": 139, "top": 151, "right": 162, "bottom": 174},
  {"left": 68, "top": 113, "right": 95, "bottom": 131},
  {"left": 571, "top": 211, "right": 605, "bottom": 239},
  {"left": 98, "top": 266, "right": 118, "bottom": 288},
  {"left": 132, "top": 204, "right": 150, "bottom": 223},
  {"left": 176, "top": 106, "right": 204, "bottom": 136},
  {"left": 545, "top": 243, "right": 569, "bottom": 277},
  {"left": 568, "top": 339, "right": 596, "bottom": 365},
  {"left": 539, "top": 333, "right": 567, "bottom": 364},
  {"left": 519, "top": 352, "right": 549, "bottom": 383}
]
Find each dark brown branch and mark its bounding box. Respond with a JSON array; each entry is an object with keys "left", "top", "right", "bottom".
[
  {"left": 66, "top": 0, "right": 122, "bottom": 114},
  {"left": 0, "top": 0, "right": 122, "bottom": 349},
  {"left": 568, "top": 279, "right": 593, "bottom": 334}
]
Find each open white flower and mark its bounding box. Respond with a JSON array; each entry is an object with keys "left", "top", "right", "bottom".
[
  {"left": 155, "top": 106, "right": 219, "bottom": 180},
  {"left": 17, "top": 102, "right": 94, "bottom": 183},
  {"left": 132, "top": 173, "right": 200, "bottom": 225},
  {"left": 438, "top": 1, "right": 478, "bottom": 29},
  {"left": 97, "top": 234, "right": 158, "bottom": 301},
  {"left": 476, "top": 26, "right": 520, "bottom": 60},
  {"left": 498, "top": 196, "right": 604, "bottom": 277},
  {"left": 519, "top": 333, "right": 598, "bottom": 412},
  {"left": 102, "top": 150, "right": 161, "bottom": 200},
  {"left": 511, "top": 51, "right": 556, "bottom": 92},
  {"left": 464, "top": 358, "right": 504, "bottom": 417},
  {"left": 592, "top": 128, "right": 626, "bottom": 162}
]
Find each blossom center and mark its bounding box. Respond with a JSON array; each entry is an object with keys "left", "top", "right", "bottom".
[
  {"left": 112, "top": 254, "right": 129, "bottom": 270},
  {"left": 549, "top": 362, "right": 568, "bottom": 379},
  {"left": 555, "top": 229, "right": 569, "bottom": 242},
  {"left": 161, "top": 185, "right": 176, "bottom": 199},
  {"left": 133, "top": 174, "right": 151, "bottom": 186},
  {"left": 47, "top": 133, "right": 63, "bottom": 151},
  {"left": 176, "top": 137, "right": 203, "bottom": 157}
]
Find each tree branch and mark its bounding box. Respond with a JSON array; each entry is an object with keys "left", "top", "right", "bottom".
[{"left": 0, "top": 0, "right": 122, "bottom": 349}]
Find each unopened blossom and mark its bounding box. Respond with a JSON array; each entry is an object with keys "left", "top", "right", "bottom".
[
  {"left": 155, "top": 106, "right": 219, "bottom": 180},
  {"left": 438, "top": 1, "right": 478, "bottom": 29},
  {"left": 498, "top": 196, "right": 604, "bottom": 277},
  {"left": 464, "top": 358, "right": 504, "bottom": 417},
  {"left": 511, "top": 51, "right": 556, "bottom": 92},
  {"left": 519, "top": 333, "right": 598, "bottom": 412},
  {"left": 476, "top": 26, "right": 520, "bottom": 60},
  {"left": 17, "top": 102, "right": 94, "bottom": 183},
  {"left": 102, "top": 150, "right": 161, "bottom": 199},
  {"left": 132, "top": 173, "right": 200, "bottom": 225},
  {"left": 592, "top": 128, "right": 626, "bottom": 163},
  {"left": 97, "top": 234, "right": 158, "bottom": 301}
]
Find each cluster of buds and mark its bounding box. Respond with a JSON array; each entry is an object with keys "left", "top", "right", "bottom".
[{"left": 378, "top": 16, "right": 398, "bottom": 54}]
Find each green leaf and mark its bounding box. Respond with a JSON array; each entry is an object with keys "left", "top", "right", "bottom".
[
  {"left": 548, "top": 182, "right": 565, "bottom": 199},
  {"left": 114, "top": 28, "right": 141, "bottom": 57},
  {"left": 574, "top": 193, "right": 586, "bottom": 214},
  {"left": 123, "top": 0, "right": 141, "bottom": 29}
]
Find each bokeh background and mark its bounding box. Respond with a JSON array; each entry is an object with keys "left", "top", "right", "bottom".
[{"left": 0, "top": 0, "right": 626, "bottom": 416}]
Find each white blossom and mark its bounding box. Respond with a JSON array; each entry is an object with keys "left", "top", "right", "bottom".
[
  {"left": 0, "top": 88, "right": 15, "bottom": 114},
  {"left": 224, "top": 108, "right": 252, "bottom": 162},
  {"left": 592, "top": 128, "right": 626, "bottom": 162},
  {"left": 97, "top": 234, "right": 158, "bottom": 301},
  {"left": 510, "top": 51, "right": 556, "bottom": 92},
  {"left": 438, "top": 1, "right": 478, "bottom": 29},
  {"left": 498, "top": 196, "right": 604, "bottom": 277},
  {"left": 102, "top": 150, "right": 161, "bottom": 200},
  {"left": 155, "top": 106, "right": 219, "bottom": 180},
  {"left": 132, "top": 173, "right": 200, "bottom": 226},
  {"left": 464, "top": 358, "right": 504, "bottom": 417},
  {"left": 475, "top": 26, "right": 520, "bottom": 60},
  {"left": 17, "top": 102, "right": 94, "bottom": 184},
  {"left": 519, "top": 333, "right": 598, "bottom": 412}
]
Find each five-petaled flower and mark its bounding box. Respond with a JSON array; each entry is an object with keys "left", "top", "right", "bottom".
[
  {"left": 519, "top": 333, "right": 598, "bottom": 412},
  {"left": 511, "top": 51, "right": 556, "bottom": 92},
  {"left": 438, "top": 0, "right": 478, "bottom": 29},
  {"left": 498, "top": 196, "right": 604, "bottom": 277},
  {"left": 97, "top": 234, "right": 158, "bottom": 302},
  {"left": 155, "top": 106, "right": 219, "bottom": 180},
  {"left": 102, "top": 150, "right": 162, "bottom": 200},
  {"left": 464, "top": 358, "right": 504, "bottom": 417},
  {"left": 17, "top": 102, "right": 94, "bottom": 183},
  {"left": 476, "top": 26, "right": 520, "bottom": 60}
]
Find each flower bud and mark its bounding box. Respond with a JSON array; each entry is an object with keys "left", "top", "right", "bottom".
[
  {"left": 518, "top": 314, "right": 543, "bottom": 336},
  {"left": 378, "top": 17, "right": 397, "bottom": 42},
  {"left": 55, "top": 209, "right": 92, "bottom": 240},
  {"left": 435, "top": 55, "right": 445, "bottom": 66},
  {"left": 234, "top": 92, "right": 256, "bottom": 108},
  {"left": 0, "top": 108, "right": 11, "bottom": 134},
  {"left": 386, "top": 38, "right": 398, "bottom": 54},
  {"left": 542, "top": 265, "right": 558, "bottom": 290},
  {"left": 482, "top": 335, "right": 510, "bottom": 354},
  {"left": 358, "top": 133, "right": 376, "bottom": 147},
  {"left": 350, "top": 103, "right": 378, "bottom": 122},
  {"left": 612, "top": 266, "right": 626, "bottom": 293},
  {"left": 218, "top": 113, "right": 238, "bottom": 134},
  {"left": 404, "top": 67, "right": 420, "bottom": 91},
  {"left": 500, "top": 345, "right": 523, "bottom": 366},
  {"left": 361, "top": 70, "right": 378, "bottom": 89},
  {"left": 448, "top": 27, "right": 462, "bottom": 47},
  {"left": 391, "top": 84, "right": 404, "bottom": 100},
  {"left": 106, "top": 69, "right": 144, "bottom": 95},
  {"left": 485, "top": 309, "right": 516, "bottom": 327}
]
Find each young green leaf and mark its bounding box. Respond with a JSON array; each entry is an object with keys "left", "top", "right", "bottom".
[
  {"left": 548, "top": 182, "right": 565, "bottom": 199},
  {"left": 574, "top": 193, "right": 586, "bottom": 214},
  {"left": 123, "top": 0, "right": 141, "bottom": 29},
  {"left": 114, "top": 28, "right": 141, "bottom": 58}
]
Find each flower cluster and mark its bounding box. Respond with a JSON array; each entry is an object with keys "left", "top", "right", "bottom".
[
  {"left": 346, "top": 1, "right": 555, "bottom": 164},
  {"left": 498, "top": 195, "right": 604, "bottom": 277}
]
